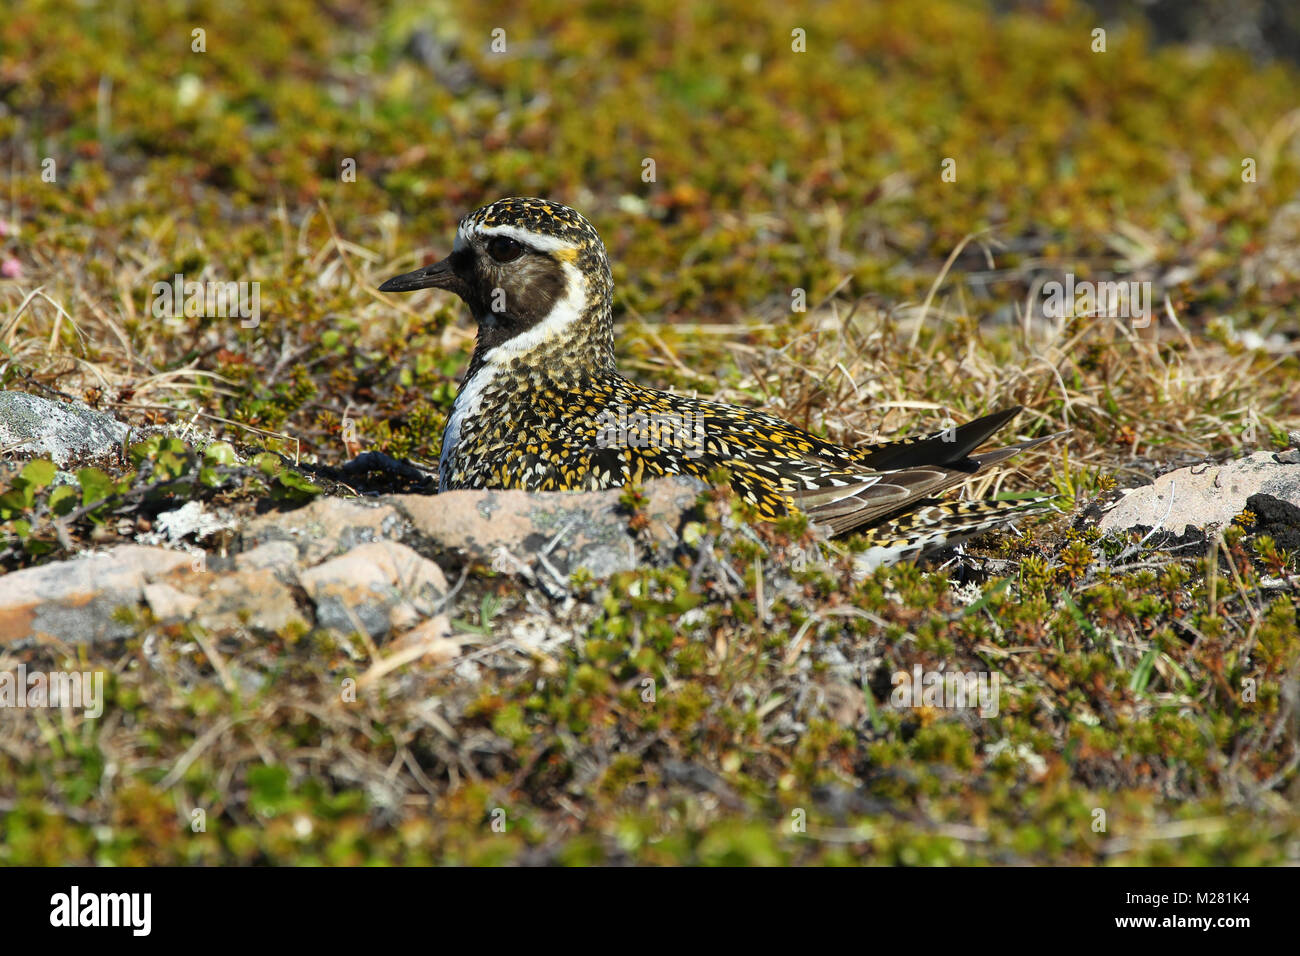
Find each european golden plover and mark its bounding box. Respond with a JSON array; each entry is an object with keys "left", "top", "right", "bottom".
[{"left": 379, "top": 197, "right": 1060, "bottom": 565}]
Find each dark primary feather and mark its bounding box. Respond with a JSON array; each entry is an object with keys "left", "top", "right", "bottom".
[{"left": 849, "top": 406, "right": 1021, "bottom": 470}]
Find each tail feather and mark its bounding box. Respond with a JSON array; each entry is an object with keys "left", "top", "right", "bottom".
[
  {"left": 967, "top": 430, "right": 1070, "bottom": 469},
  {"left": 796, "top": 407, "right": 1065, "bottom": 538},
  {"left": 853, "top": 495, "right": 1059, "bottom": 572},
  {"left": 850, "top": 406, "right": 1023, "bottom": 471}
]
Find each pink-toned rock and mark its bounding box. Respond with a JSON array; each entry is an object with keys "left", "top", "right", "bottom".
[
  {"left": 143, "top": 558, "right": 307, "bottom": 635},
  {"left": 0, "top": 545, "right": 195, "bottom": 643},
  {"left": 241, "top": 498, "right": 405, "bottom": 565},
  {"left": 185, "top": 570, "right": 309, "bottom": 635},
  {"left": 299, "top": 540, "right": 447, "bottom": 637},
  {"left": 1099, "top": 451, "right": 1300, "bottom": 534},
  {"left": 0, "top": 475, "right": 708, "bottom": 645},
  {"left": 142, "top": 582, "right": 201, "bottom": 621},
  {"left": 389, "top": 475, "right": 706, "bottom": 578},
  {"left": 234, "top": 540, "right": 300, "bottom": 573}
]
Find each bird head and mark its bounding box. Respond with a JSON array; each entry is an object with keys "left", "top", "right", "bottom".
[{"left": 379, "top": 197, "right": 615, "bottom": 365}]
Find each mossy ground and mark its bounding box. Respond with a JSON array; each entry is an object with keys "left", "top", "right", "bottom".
[{"left": 1, "top": 0, "right": 1298, "bottom": 864}]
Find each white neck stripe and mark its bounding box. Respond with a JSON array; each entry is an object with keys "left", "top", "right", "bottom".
[
  {"left": 485, "top": 261, "right": 587, "bottom": 360},
  {"left": 439, "top": 262, "right": 587, "bottom": 488}
]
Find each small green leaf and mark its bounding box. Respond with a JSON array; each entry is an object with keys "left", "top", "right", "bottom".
[
  {"left": 252, "top": 452, "right": 281, "bottom": 476},
  {"left": 278, "top": 470, "right": 321, "bottom": 494},
  {"left": 129, "top": 435, "right": 162, "bottom": 466},
  {"left": 23, "top": 537, "right": 54, "bottom": 557},
  {"left": 48, "top": 485, "right": 79, "bottom": 516},
  {"left": 203, "top": 441, "right": 237, "bottom": 466},
  {"left": 155, "top": 437, "right": 192, "bottom": 479},
  {"left": 0, "top": 489, "right": 28, "bottom": 517},
  {"left": 20, "top": 459, "right": 57, "bottom": 490},
  {"left": 272, "top": 469, "right": 323, "bottom": 504},
  {"left": 77, "top": 467, "right": 117, "bottom": 506},
  {"left": 1129, "top": 646, "right": 1158, "bottom": 694}
]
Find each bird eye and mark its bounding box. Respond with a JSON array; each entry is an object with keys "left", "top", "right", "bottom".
[{"left": 486, "top": 236, "right": 525, "bottom": 263}]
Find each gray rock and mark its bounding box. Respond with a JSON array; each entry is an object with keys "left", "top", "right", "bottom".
[
  {"left": 0, "top": 471, "right": 710, "bottom": 645},
  {"left": 389, "top": 474, "right": 708, "bottom": 580},
  {"left": 241, "top": 497, "right": 406, "bottom": 565},
  {"left": 1098, "top": 451, "right": 1300, "bottom": 534},
  {"left": 0, "top": 391, "right": 131, "bottom": 467},
  {"left": 299, "top": 540, "right": 448, "bottom": 638},
  {"left": 233, "top": 540, "right": 300, "bottom": 574},
  {"left": 0, "top": 545, "right": 195, "bottom": 643}
]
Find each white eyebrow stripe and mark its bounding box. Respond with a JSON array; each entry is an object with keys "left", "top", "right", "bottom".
[{"left": 472, "top": 222, "right": 577, "bottom": 253}]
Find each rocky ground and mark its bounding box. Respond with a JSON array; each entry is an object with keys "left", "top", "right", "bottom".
[
  {"left": 3, "top": 393, "right": 1299, "bottom": 650},
  {"left": 2, "top": 391, "right": 1298, "bottom": 864},
  {"left": 3, "top": 0, "right": 1299, "bottom": 865}
]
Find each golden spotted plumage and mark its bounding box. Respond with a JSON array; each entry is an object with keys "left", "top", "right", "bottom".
[{"left": 380, "top": 197, "right": 1064, "bottom": 565}]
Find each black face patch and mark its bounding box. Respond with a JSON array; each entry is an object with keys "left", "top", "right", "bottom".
[{"left": 451, "top": 239, "right": 569, "bottom": 353}]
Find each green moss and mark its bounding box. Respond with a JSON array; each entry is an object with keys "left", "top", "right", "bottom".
[{"left": 1, "top": 0, "right": 1297, "bottom": 865}]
